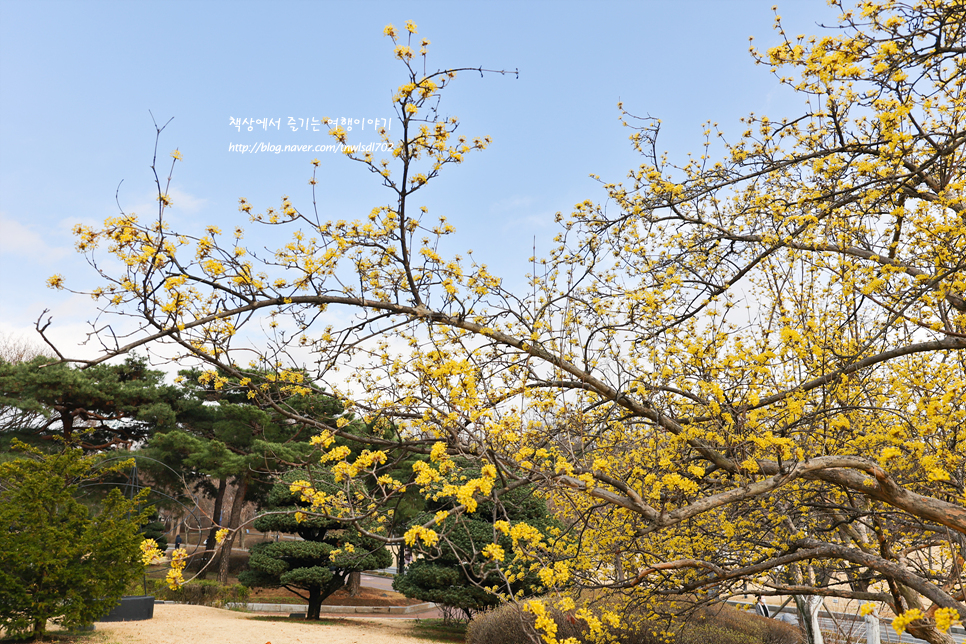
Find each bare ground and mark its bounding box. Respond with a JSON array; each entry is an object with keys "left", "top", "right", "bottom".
[
  {"left": 88, "top": 604, "right": 432, "bottom": 644},
  {"left": 249, "top": 585, "right": 421, "bottom": 607}
]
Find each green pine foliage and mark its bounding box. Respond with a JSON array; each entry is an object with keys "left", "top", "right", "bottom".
[
  {"left": 0, "top": 355, "right": 179, "bottom": 452},
  {"left": 393, "top": 466, "right": 560, "bottom": 622},
  {"left": 143, "top": 367, "right": 349, "bottom": 580},
  {"left": 239, "top": 468, "right": 392, "bottom": 620},
  {"left": 0, "top": 443, "right": 151, "bottom": 640},
  {"left": 140, "top": 509, "right": 168, "bottom": 552}
]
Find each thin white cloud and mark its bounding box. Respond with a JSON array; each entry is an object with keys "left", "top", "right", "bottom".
[
  {"left": 500, "top": 211, "right": 555, "bottom": 233},
  {"left": 490, "top": 196, "right": 535, "bottom": 214},
  {"left": 119, "top": 187, "right": 209, "bottom": 224},
  {"left": 0, "top": 212, "right": 70, "bottom": 260},
  {"left": 166, "top": 187, "right": 208, "bottom": 213},
  {"left": 486, "top": 196, "right": 556, "bottom": 233}
]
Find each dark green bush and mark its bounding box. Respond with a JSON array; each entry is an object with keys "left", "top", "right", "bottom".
[
  {"left": 184, "top": 549, "right": 249, "bottom": 575},
  {"left": 239, "top": 468, "right": 392, "bottom": 621},
  {"left": 394, "top": 465, "right": 561, "bottom": 622},
  {"left": 139, "top": 510, "right": 168, "bottom": 552}
]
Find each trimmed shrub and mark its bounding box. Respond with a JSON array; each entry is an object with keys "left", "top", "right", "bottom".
[
  {"left": 149, "top": 579, "right": 250, "bottom": 607},
  {"left": 466, "top": 602, "right": 801, "bottom": 644},
  {"left": 140, "top": 510, "right": 168, "bottom": 552},
  {"left": 609, "top": 606, "right": 802, "bottom": 644},
  {"left": 184, "top": 549, "right": 249, "bottom": 575},
  {"left": 239, "top": 468, "right": 392, "bottom": 620},
  {"left": 677, "top": 608, "right": 801, "bottom": 644},
  {"left": 466, "top": 603, "right": 584, "bottom": 644},
  {"left": 394, "top": 465, "right": 561, "bottom": 622}
]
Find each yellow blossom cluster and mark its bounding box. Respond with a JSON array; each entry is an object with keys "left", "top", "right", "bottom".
[
  {"left": 140, "top": 538, "right": 164, "bottom": 565},
  {"left": 166, "top": 548, "right": 188, "bottom": 590}
]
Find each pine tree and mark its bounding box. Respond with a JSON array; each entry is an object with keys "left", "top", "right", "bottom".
[
  {"left": 0, "top": 355, "right": 179, "bottom": 451},
  {"left": 145, "top": 368, "right": 346, "bottom": 581},
  {"left": 0, "top": 443, "right": 150, "bottom": 639},
  {"left": 393, "top": 465, "right": 559, "bottom": 622},
  {"left": 239, "top": 468, "right": 392, "bottom": 620}
]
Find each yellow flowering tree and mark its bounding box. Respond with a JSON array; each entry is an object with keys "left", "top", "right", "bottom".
[{"left": 47, "top": 3, "right": 965, "bottom": 643}]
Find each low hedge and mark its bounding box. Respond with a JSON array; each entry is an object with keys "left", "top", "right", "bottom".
[
  {"left": 148, "top": 579, "right": 251, "bottom": 607},
  {"left": 184, "top": 550, "right": 250, "bottom": 575},
  {"left": 467, "top": 602, "right": 801, "bottom": 644},
  {"left": 466, "top": 603, "right": 584, "bottom": 644}
]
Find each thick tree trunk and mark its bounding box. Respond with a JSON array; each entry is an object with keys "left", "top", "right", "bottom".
[
  {"left": 794, "top": 595, "right": 824, "bottom": 644},
  {"left": 907, "top": 623, "right": 956, "bottom": 644},
  {"left": 59, "top": 408, "right": 74, "bottom": 442},
  {"left": 897, "top": 584, "right": 957, "bottom": 644},
  {"left": 200, "top": 478, "right": 227, "bottom": 578},
  {"left": 218, "top": 474, "right": 249, "bottom": 584},
  {"left": 307, "top": 587, "right": 323, "bottom": 620},
  {"left": 347, "top": 571, "right": 361, "bottom": 597}
]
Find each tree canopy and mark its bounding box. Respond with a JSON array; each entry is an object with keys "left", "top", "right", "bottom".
[
  {"left": 44, "top": 2, "right": 966, "bottom": 642},
  {"left": 239, "top": 468, "right": 392, "bottom": 620},
  {"left": 393, "top": 463, "right": 561, "bottom": 621},
  {"left": 0, "top": 355, "right": 179, "bottom": 451},
  {"left": 0, "top": 444, "right": 151, "bottom": 639},
  {"left": 145, "top": 367, "right": 349, "bottom": 581}
]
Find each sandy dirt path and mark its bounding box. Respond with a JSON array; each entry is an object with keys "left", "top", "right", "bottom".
[{"left": 93, "top": 604, "right": 430, "bottom": 644}]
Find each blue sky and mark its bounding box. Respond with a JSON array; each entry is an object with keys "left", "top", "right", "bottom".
[{"left": 0, "top": 0, "right": 838, "bottom": 360}]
